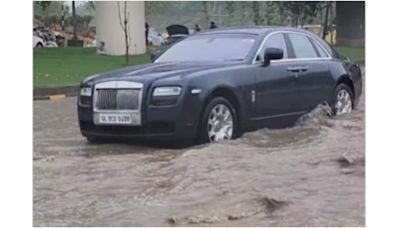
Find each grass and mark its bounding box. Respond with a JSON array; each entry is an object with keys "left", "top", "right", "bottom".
[
  {"left": 333, "top": 46, "right": 365, "bottom": 64},
  {"left": 33, "top": 45, "right": 364, "bottom": 88},
  {"left": 33, "top": 45, "right": 170, "bottom": 88}
]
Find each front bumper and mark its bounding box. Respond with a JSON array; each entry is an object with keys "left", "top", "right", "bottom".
[
  {"left": 78, "top": 97, "right": 202, "bottom": 141},
  {"left": 79, "top": 120, "right": 178, "bottom": 140}
]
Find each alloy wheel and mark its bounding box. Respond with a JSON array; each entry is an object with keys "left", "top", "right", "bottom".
[
  {"left": 335, "top": 89, "right": 353, "bottom": 115},
  {"left": 207, "top": 104, "right": 234, "bottom": 142}
]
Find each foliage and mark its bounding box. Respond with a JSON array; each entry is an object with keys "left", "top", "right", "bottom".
[
  {"left": 34, "top": 1, "right": 94, "bottom": 27},
  {"left": 283, "top": 1, "right": 323, "bottom": 26},
  {"left": 34, "top": 1, "right": 52, "bottom": 12},
  {"left": 34, "top": 1, "right": 65, "bottom": 18},
  {"left": 33, "top": 1, "right": 334, "bottom": 32},
  {"left": 144, "top": 1, "right": 332, "bottom": 33},
  {"left": 202, "top": 1, "right": 210, "bottom": 27},
  {"left": 252, "top": 1, "right": 263, "bottom": 25},
  {"left": 76, "top": 1, "right": 95, "bottom": 16},
  {"left": 225, "top": 1, "right": 235, "bottom": 17}
]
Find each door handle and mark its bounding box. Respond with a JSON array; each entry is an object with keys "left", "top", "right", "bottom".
[
  {"left": 287, "top": 66, "right": 309, "bottom": 72},
  {"left": 299, "top": 66, "right": 309, "bottom": 72},
  {"left": 286, "top": 66, "right": 301, "bottom": 72}
]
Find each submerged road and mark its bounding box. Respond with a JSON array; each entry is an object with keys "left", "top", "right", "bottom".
[{"left": 33, "top": 69, "right": 365, "bottom": 226}]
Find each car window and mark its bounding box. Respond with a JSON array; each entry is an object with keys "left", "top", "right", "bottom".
[
  {"left": 288, "top": 33, "right": 318, "bottom": 58},
  {"left": 261, "top": 33, "right": 288, "bottom": 59},
  {"left": 149, "top": 28, "right": 158, "bottom": 36},
  {"left": 310, "top": 38, "right": 329, "bottom": 57}
]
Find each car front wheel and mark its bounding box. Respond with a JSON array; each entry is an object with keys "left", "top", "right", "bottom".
[
  {"left": 333, "top": 84, "right": 354, "bottom": 115},
  {"left": 200, "top": 97, "right": 238, "bottom": 143}
]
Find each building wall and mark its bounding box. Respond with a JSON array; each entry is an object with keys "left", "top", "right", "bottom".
[
  {"left": 336, "top": 1, "right": 365, "bottom": 46},
  {"left": 95, "top": 1, "right": 146, "bottom": 55}
]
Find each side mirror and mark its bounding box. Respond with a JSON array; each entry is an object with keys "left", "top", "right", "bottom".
[
  {"left": 150, "top": 51, "right": 163, "bottom": 62},
  {"left": 263, "top": 47, "right": 283, "bottom": 66}
]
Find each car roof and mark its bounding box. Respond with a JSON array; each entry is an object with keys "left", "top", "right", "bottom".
[{"left": 199, "top": 26, "right": 313, "bottom": 36}]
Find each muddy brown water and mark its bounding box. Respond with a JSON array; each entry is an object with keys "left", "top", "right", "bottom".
[{"left": 33, "top": 69, "right": 364, "bottom": 226}]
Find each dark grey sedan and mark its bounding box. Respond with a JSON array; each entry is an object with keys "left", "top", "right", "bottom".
[{"left": 78, "top": 26, "right": 362, "bottom": 144}]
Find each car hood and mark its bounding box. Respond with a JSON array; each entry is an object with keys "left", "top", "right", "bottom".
[
  {"left": 166, "top": 24, "right": 189, "bottom": 36},
  {"left": 83, "top": 62, "right": 240, "bottom": 86}
]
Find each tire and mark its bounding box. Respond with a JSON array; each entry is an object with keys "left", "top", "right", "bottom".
[
  {"left": 332, "top": 83, "right": 354, "bottom": 116},
  {"left": 36, "top": 43, "right": 43, "bottom": 48},
  {"left": 199, "top": 97, "right": 238, "bottom": 143}
]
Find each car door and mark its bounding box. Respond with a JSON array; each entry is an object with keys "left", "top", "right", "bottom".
[
  {"left": 286, "top": 33, "right": 335, "bottom": 111},
  {"left": 252, "top": 33, "right": 304, "bottom": 120}
]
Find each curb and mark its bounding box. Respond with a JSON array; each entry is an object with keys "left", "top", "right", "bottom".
[{"left": 33, "top": 85, "right": 79, "bottom": 100}]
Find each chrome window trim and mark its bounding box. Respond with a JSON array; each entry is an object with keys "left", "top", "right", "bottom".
[
  {"left": 252, "top": 30, "right": 332, "bottom": 64},
  {"left": 93, "top": 81, "right": 143, "bottom": 126}
]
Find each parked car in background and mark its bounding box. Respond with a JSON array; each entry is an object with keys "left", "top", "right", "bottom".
[
  {"left": 148, "top": 27, "right": 165, "bottom": 46},
  {"left": 33, "top": 27, "right": 58, "bottom": 48},
  {"left": 165, "top": 24, "right": 189, "bottom": 44},
  {"left": 78, "top": 27, "right": 362, "bottom": 144},
  {"left": 33, "top": 32, "right": 44, "bottom": 48}
]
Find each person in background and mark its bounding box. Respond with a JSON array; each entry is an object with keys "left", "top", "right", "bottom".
[
  {"left": 145, "top": 22, "right": 149, "bottom": 46},
  {"left": 209, "top": 21, "right": 218, "bottom": 29},
  {"left": 195, "top": 24, "right": 201, "bottom": 32}
]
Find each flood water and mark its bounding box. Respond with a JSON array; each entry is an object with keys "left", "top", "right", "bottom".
[{"left": 33, "top": 69, "right": 364, "bottom": 226}]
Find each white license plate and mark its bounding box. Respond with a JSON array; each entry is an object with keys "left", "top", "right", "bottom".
[{"left": 99, "top": 113, "right": 132, "bottom": 125}]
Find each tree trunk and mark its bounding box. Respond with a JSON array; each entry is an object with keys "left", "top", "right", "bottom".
[
  {"left": 202, "top": 1, "right": 210, "bottom": 28},
  {"left": 124, "top": 2, "right": 129, "bottom": 65},
  {"left": 72, "top": 1, "right": 77, "bottom": 39},
  {"left": 118, "top": 1, "right": 130, "bottom": 65},
  {"left": 240, "top": 2, "right": 246, "bottom": 26},
  {"left": 125, "top": 24, "right": 128, "bottom": 65},
  {"left": 322, "top": 2, "right": 330, "bottom": 39},
  {"left": 253, "top": 1, "right": 260, "bottom": 25},
  {"left": 329, "top": 3, "right": 334, "bottom": 44},
  {"left": 265, "top": 2, "right": 271, "bottom": 25}
]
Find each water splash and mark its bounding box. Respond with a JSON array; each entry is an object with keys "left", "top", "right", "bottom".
[{"left": 237, "top": 103, "right": 333, "bottom": 148}]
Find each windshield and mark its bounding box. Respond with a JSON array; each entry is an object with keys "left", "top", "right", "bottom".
[
  {"left": 155, "top": 34, "right": 257, "bottom": 63},
  {"left": 149, "top": 27, "right": 158, "bottom": 36}
]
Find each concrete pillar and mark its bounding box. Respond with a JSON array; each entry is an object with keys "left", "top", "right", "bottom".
[{"left": 95, "top": 1, "right": 146, "bottom": 55}]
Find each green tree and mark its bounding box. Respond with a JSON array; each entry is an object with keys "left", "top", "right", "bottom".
[
  {"left": 34, "top": 1, "right": 66, "bottom": 24},
  {"left": 225, "top": 1, "right": 235, "bottom": 17},
  {"left": 281, "top": 1, "right": 322, "bottom": 27},
  {"left": 202, "top": 1, "right": 210, "bottom": 28},
  {"left": 34, "top": 1, "right": 51, "bottom": 12}
]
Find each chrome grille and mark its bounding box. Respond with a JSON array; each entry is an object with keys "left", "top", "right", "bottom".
[{"left": 96, "top": 89, "right": 140, "bottom": 110}]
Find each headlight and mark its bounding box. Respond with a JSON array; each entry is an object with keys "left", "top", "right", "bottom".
[
  {"left": 153, "top": 86, "right": 181, "bottom": 96},
  {"left": 80, "top": 87, "right": 92, "bottom": 96}
]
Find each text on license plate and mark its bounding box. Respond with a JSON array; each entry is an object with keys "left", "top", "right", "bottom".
[{"left": 99, "top": 114, "right": 132, "bottom": 124}]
